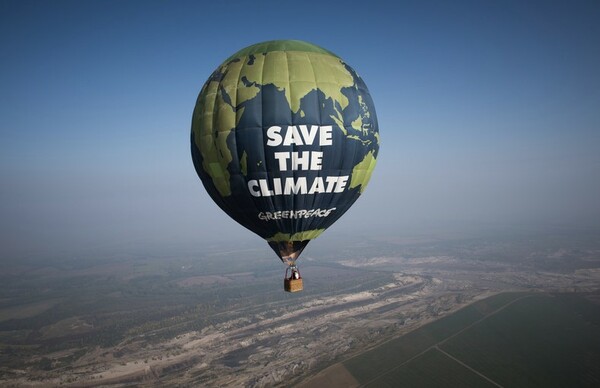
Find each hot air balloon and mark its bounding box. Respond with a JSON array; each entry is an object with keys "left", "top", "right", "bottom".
[{"left": 191, "top": 40, "right": 379, "bottom": 292}]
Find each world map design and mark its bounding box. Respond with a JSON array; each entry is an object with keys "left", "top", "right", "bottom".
[{"left": 191, "top": 40, "right": 379, "bottom": 244}]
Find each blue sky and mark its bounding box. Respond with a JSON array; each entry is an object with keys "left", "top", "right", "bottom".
[{"left": 1, "top": 0, "right": 599, "bottom": 258}]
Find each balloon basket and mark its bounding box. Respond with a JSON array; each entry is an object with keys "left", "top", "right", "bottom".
[
  {"left": 284, "top": 266, "right": 303, "bottom": 292},
  {"left": 284, "top": 278, "right": 303, "bottom": 292}
]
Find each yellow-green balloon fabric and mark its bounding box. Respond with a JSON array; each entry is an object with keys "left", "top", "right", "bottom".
[{"left": 191, "top": 40, "right": 379, "bottom": 260}]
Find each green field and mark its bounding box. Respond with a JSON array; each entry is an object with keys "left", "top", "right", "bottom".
[{"left": 342, "top": 292, "right": 600, "bottom": 387}]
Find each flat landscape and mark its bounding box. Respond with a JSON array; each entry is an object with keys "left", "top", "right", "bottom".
[
  {"left": 1, "top": 230, "right": 599, "bottom": 386},
  {"left": 304, "top": 292, "right": 600, "bottom": 387}
]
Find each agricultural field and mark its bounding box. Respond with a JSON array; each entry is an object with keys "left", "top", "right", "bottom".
[
  {"left": 439, "top": 294, "right": 600, "bottom": 387},
  {"left": 338, "top": 292, "right": 600, "bottom": 387}
]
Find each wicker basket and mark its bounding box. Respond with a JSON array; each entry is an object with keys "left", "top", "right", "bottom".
[{"left": 284, "top": 278, "right": 304, "bottom": 292}]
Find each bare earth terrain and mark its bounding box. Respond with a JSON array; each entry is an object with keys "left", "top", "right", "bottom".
[{"left": 1, "top": 231, "right": 599, "bottom": 386}]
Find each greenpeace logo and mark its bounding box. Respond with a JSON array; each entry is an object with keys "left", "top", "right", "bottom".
[{"left": 258, "top": 208, "right": 336, "bottom": 221}]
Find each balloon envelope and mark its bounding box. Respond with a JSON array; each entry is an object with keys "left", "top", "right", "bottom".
[{"left": 191, "top": 40, "right": 379, "bottom": 261}]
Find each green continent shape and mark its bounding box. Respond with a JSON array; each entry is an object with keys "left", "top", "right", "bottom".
[
  {"left": 192, "top": 56, "right": 267, "bottom": 197},
  {"left": 267, "top": 229, "right": 325, "bottom": 242},
  {"left": 240, "top": 151, "right": 248, "bottom": 176},
  {"left": 351, "top": 115, "right": 363, "bottom": 132},
  {"left": 347, "top": 94, "right": 377, "bottom": 145},
  {"left": 224, "top": 40, "right": 337, "bottom": 62},
  {"left": 192, "top": 77, "right": 235, "bottom": 197},
  {"left": 350, "top": 150, "right": 377, "bottom": 193},
  {"left": 238, "top": 51, "right": 355, "bottom": 117}
]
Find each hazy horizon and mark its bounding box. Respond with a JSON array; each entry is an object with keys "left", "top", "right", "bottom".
[{"left": 2, "top": 0, "right": 599, "bottom": 260}]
